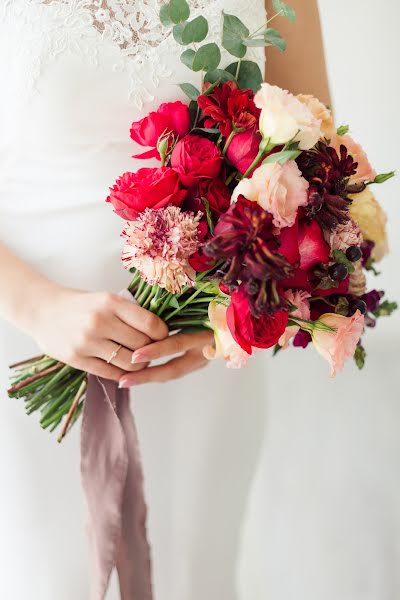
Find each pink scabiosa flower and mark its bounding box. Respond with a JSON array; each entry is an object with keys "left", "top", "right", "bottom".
[
  {"left": 311, "top": 310, "right": 364, "bottom": 377},
  {"left": 278, "top": 289, "right": 311, "bottom": 349},
  {"left": 122, "top": 206, "right": 201, "bottom": 294},
  {"left": 203, "top": 301, "right": 250, "bottom": 368}
]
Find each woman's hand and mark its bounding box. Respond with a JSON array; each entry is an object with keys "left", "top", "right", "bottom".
[
  {"left": 119, "top": 330, "right": 214, "bottom": 387},
  {"left": 28, "top": 284, "right": 168, "bottom": 381}
]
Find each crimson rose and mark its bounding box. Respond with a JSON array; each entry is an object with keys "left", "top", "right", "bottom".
[
  {"left": 130, "top": 101, "right": 190, "bottom": 160},
  {"left": 171, "top": 134, "right": 222, "bottom": 187},
  {"left": 198, "top": 177, "right": 231, "bottom": 217},
  {"left": 227, "top": 128, "right": 262, "bottom": 174},
  {"left": 106, "top": 167, "right": 187, "bottom": 220},
  {"left": 227, "top": 285, "right": 289, "bottom": 354}
]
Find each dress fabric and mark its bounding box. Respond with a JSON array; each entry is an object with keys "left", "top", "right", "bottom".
[{"left": 0, "top": 2, "right": 267, "bottom": 599}]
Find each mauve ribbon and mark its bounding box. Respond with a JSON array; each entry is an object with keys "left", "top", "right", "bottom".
[{"left": 80, "top": 291, "right": 153, "bottom": 600}]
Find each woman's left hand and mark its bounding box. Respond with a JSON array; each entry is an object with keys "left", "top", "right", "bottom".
[{"left": 118, "top": 330, "right": 214, "bottom": 388}]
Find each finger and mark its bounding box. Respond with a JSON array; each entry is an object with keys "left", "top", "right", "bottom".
[
  {"left": 93, "top": 340, "right": 148, "bottom": 372},
  {"left": 81, "top": 357, "right": 126, "bottom": 382},
  {"left": 114, "top": 298, "right": 168, "bottom": 341},
  {"left": 120, "top": 349, "right": 208, "bottom": 387},
  {"left": 104, "top": 316, "right": 151, "bottom": 352},
  {"left": 131, "top": 330, "right": 213, "bottom": 364}
]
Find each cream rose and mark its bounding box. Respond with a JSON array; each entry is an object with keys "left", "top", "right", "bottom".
[
  {"left": 349, "top": 187, "right": 388, "bottom": 261},
  {"left": 296, "top": 94, "right": 336, "bottom": 139},
  {"left": 232, "top": 160, "right": 309, "bottom": 229},
  {"left": 254, "top": 83, "right": 322, "bottom": 150},
  {"left": 203, "top": 301, "right": 250, "bottom": 369}
]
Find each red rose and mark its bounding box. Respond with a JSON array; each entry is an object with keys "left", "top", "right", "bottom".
[
  {"left": 298, "top": 220, "right": 330, "bottom": 270},
  {"left": 198, "top": 177, "right": 231, "bottom": 217},
  {"left": 130, "top": 101, "right": 190, "bottom": 160},
  {"left": 227, "top": 128, "right": 262, "bottom": 174},
  {"left": 106, "top": 167, "right": 187, "bottom": 220},
  {"left": 227, "top": 285, "right": 289, "bottom": 354},
  {"left": 171, "top": 134, "right": 222, "bottom": 187},
  {"left": 198, "top": 81, "right": 260, "bottom": 137},
  {"left": 188, "top": 220, "right": 215, "bottom": 272}
]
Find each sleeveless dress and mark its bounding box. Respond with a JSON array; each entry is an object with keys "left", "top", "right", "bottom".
[{"left": 0, "top": 2, "right": 268, "bottom": 599}]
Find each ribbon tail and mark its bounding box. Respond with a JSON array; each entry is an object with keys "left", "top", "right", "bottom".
[{"left": 80, "top": 375, "right": 153, "bottom": 600}]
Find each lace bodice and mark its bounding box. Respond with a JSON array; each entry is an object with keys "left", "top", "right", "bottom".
[{"left": 1, "top": 0, "right": 266, "bottom": 109}]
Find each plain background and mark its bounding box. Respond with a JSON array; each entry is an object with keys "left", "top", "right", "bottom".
[{"left": 240, "top": 1, "right": 400, "bottom": 599}]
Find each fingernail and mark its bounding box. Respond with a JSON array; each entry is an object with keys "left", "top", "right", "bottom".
[
  {"left": 131, "top": 352, "right": 147, "bottom": 364},
  {"left": 119, "top": 379, "right": 138, "bottom": 389}
]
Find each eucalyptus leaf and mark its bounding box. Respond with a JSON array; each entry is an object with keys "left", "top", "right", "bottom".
[
  {"left": 263, "top": 149, "right": 301, "bottom": 165},
  {"left": 222, "top": 12, "right": 250, "bottom": 58},
  {"left": 243, "top": 38, "right": 268, "bottom": 47},
  {"left": 159, "top": 4, "right": 174, "bottom": 27},
  {"left": 226, "top": 60, "right": 263, "bottom": 92},
  {"left": 272, "top": 0, "right": 296, "bottom": 21},
  {"left": 204, "top": 69, "right": 237, "bottom": 84},
  {"left": 180, "top": 48, "right": 196, "bottom": 70},
  {"left": 169, "top": 0, "right": 190, "bottom": 24},
  {"left": 192, "top": 43, "right": 221, "bottom": 72},
  {"left": 264, "top": 27, "right": 287, "bottom": 52},
  {"left": 178, "top": 82, "right": 200, "bottom": 100},
  {"left": 173, "top": 23, "right": 187, "bottom": 45},
  {"left": 182, "top": 15, "right": 208, "bottom": 43}
]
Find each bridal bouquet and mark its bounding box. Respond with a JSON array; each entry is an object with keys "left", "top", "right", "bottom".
[{"left": 8, "top": 0, "right": 396, "bottom": 440}]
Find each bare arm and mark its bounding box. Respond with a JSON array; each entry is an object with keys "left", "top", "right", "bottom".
[{"left": 265, "top": 0, "right": 331, "bottom": 106}]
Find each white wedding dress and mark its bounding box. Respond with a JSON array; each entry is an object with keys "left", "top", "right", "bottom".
[{"left": 0, "top": 2, "right": 268, "bottom": 599}]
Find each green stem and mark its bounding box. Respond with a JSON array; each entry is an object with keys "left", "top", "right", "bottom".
[
  {"left": 225, "top": 171, "right": 238, "bottom": 186},
  {"left": 164, "top": 283, "right": 210, "bottom": 321},
  {"left": 222, "top": 130, "right": 236, "bottom": 156},
  {"left": 235, "top": 59, "right": 242, "bottom": 79},
  {"left": 241, "top": 148, "right": 265, "bottom": 179}
]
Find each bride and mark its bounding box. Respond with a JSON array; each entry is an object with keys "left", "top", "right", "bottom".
[{"left": 0, "top": 1, "right": 329, "bottom": 599}]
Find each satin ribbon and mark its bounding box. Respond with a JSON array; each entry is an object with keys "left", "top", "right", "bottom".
[{"left": 80, "top": 292, "right": 153, "bottom": 600}]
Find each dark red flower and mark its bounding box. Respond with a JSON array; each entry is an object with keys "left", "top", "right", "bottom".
[
  {"left": 198, "top": 81, "right": 260, "bottom": 137},
  {"left": 293, "top": 330, "right": 311, "bottom": 348},
  {"left": 188, "top": 220, "right": 215, "bottom": 272},
  {"left": 361, "top": 289, "right": 383, "bottom": 312},
  {"left": 227, "top": 284, "right": 289, "bottom": 353},
  {"left": 226, "top": 128, "right": 263, "bottom": 174},
  {"left": 130, "top": 101, "right": 190, "bottom": 160},
  {"left": 204, "top": 197, "right": 292, "bottom": 315},
  {"left": 171, "top": 134, "right": 222, "bottom": 187},
  {"left": 106, "top": 167, "right": 186, "bottom": 220},
  {"left": 198, "top": 177, "right": 231, "bottom": 218}
]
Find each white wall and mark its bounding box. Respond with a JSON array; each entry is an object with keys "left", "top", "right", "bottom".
[{"left": 240, "top": 3, "right": 400, "bottom": 598}]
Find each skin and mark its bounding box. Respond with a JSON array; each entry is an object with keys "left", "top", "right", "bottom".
[{"left": 0, "top": 0, "right": 330, "bottom": 387}]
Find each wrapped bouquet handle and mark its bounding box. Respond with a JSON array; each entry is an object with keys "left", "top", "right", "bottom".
[{"left": 81, "top": 291, "right": 153, "bottom": 600}]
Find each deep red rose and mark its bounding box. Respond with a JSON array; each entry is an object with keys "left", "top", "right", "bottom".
[
  {"left": 106, "top": 167, "right": 187, "bottom": 220},
  {"left": 188, "top": 220, "right": 215, "bottom": 272},
  {"left": 130, "top": 101, "right": 190, "bottom": 160},
  {"left": 227, "top": 285, "right": 289, "bottom": 354},
  {"left": 226, "top": 128, "right": 262, "bottom": 174},
  {"left": 198, "top": 80, "right": 260, "bottom": 137},
  {"left": 198, "top": 177, "right": 231, "bottom": 217},
  {"left": 297, "top": 220, "right": 330, "bottom": 270},
  {"left": 281, "top": 268, "right": 311, "bottom": 292},
  {"left": 278, "top": 221, "right": 301, "bottom": 265},
  {"left": 171, "top": 134, "right": 222, "bottom": 187}
]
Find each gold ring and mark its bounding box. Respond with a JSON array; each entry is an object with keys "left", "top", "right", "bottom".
[{"left": 106, "top": 344, "right": 122, "bottom": 364}]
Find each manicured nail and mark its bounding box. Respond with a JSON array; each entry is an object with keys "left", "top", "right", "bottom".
[
  {"left": 119, "top": 379, "right": 137, "bottom": 389},
  {"left": 131, "top": 352, "right": 147, "bottom": 364}
]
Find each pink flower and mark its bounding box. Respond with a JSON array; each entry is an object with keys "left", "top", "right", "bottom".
[
  {"left": 278, "top": 290, "right": 311, "bottom": 349},
  {"left": 331, "top": 134, "right": 376, "bottom": 185},
  {"left": 297, "top": 220, "right": 330, "bottom": 269},
  {"left": 203, "top": 301, "right": 250, "bottom": 368},
  {"left": 130, "top": 101, "right": 190, "bottom": 160},
  {"left": 121, "top": 206, "right": 201, "bottom": 294},
  {"left": 326, "top": 219, "right": 363, "bottom": 252},
  {"left": 312, "top": 310, "right": 364, "bottom": 377},
  {"left": 232, "top": 161, "right": 309, "bottom": 229}
]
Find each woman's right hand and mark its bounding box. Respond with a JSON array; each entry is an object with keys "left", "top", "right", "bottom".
[{"left": 27, "top": 284, "right": 168, "bottom": 381}]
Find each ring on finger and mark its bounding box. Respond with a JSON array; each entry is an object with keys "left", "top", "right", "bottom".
[{"left": 106, "top": 343, "right": 123, "bottom": 365}]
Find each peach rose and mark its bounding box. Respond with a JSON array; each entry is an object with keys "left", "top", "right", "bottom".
[
  {"left": 312, "top": 310, "right": 364, "bottom": 378},
  {"left": 254, "top": 84, "right": 322, "bottom": 150},
  {"left": 232, "top": 161, "right": 309, "bottom": 229},
  {"left": 203, "top": 301, "right": 250, "bottom": 369},
  {"left": 296, "top": 94, "right": 335, "bottom": 139},
  {"left": 331, "top": 134, "right": 376, "bottom": 184},
  {"left": 349, "top": 187, "right": 388, "bottom": 261},
  {"left": 278, "top": 290, "right": 311, "bottom": 349}
]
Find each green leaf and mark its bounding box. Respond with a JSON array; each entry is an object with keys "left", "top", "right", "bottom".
[
  {"left": 204, "top": 69, "right": 236, "bottom": 85},
  {"left": 169, "top": 0, "right": 190, "bottom": 24},
  {"left": 354, "top": 344, "right": 366, "bottom": 370},
  {"left": 335, "top": 297, "right": 349, "bottom": 316},
  {"left": 243, "top": 38, "right": 269, "bottom": 48},
  {"left": 169, "top": 296, "right": 180, "bottom": 309},
  {"left": 373, "top": 299, "right": 398, "bottom": 318},
  {"left": 336, "top": 124, "right": 349, "bottom": 136},
  {"left": 370, "top": 171, "right": 395, "bottom": 184},
  {"left": 173, "top": 23, "right": 187, "bottom": 45},
  {"left": 222, "top": 12, "right": 250, "bottom": 59},
  {"left": 272, "top": 0, "right": 296, "bottom": 21},
  {"left": 263, "top": 149, "right": 301, "bottom": 165},
  {"left": 178, "top": 82, "right": 200, "bottom": 100},
  {"left": 273, "top": 343, "right": 282, "bottom": 356},
  {"left": 332, "top": 249, "right": 355, "bottom": 273},
  {"left": 264, "top": 28, "right": 287, "bottom": 52},
  {"left": 201, "top": 197, "right": 215, "bottom": 234},
  {"left": 159, "top": 4, "right": 174, "bottom": 27},
  {"left": 192, "top": 43, "right": 221, "bottom": 72},
  {"left": 181, "top": 15, "right": 208, "bottom": 43},
  {"left": 192, "top": 127, "right": 220, "bottom": 134},
  {"left": 226, "top": 60, "right": 263, "bottom": 92},
  {"left": 180, "top": 48, "right": 196, "bottom": 70},
  {"left": 364, "top": 257, "right": 381, "bottom": 276}
]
